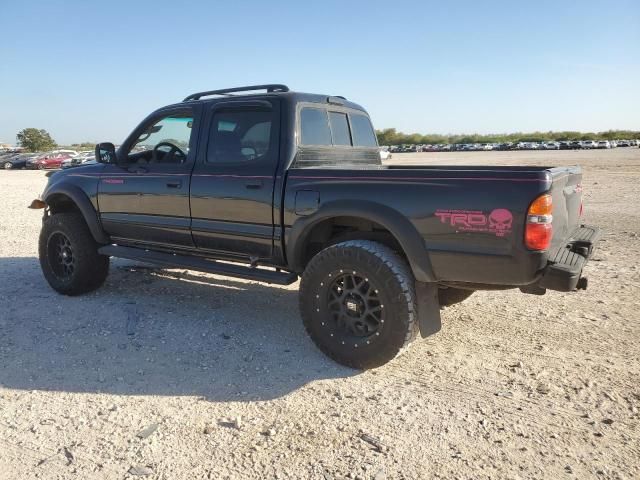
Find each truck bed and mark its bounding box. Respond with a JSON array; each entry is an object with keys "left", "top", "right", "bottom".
[{"left": 284, "top": 164, "right": 583, "bottom": 287}]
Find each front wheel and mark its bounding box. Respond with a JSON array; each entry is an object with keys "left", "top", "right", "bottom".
[
  {"left": 299, "top": 240, "right": 418, "bottom": 369},
  {"left": 4, "top": 162, "right": 13, "bottom": 170},
  {"left": 39, "top": 213, "right": 110, "bottom": 295}
]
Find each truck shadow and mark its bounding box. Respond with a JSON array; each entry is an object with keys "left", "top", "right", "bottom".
[{"left": 0, "top": 257, "right": 355, "bottom": 401}]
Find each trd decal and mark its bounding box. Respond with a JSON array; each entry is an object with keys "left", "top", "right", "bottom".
[
  {"left": 435, "top": 208, "right": 513, "bottom": 237},
  {"left": 102, "top": 178, "right": 124, "bottom": 184}
]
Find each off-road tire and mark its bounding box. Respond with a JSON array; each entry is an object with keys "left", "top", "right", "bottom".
[
  {"left": 299, "top": 240, "right": 418, "bottom": 369},
  {"left": 438, "top": 287, "right": 474, "bottom": 307},
  {"left": 39, "top": 212, "right": 109, "bottom": 295}
]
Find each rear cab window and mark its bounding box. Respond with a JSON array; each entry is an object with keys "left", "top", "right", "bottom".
[
  {"left": 300, "top": 108, "right": 332, "bottom": 146},
  {"left": 298, "top": 105, "right": 377, "bottom": 148},
  {"left": 349, "top": 113, "right": 377, "bottom": 147}
]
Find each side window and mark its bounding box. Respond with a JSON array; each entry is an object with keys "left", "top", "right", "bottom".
[
  {"left": 349, "top": 113, "right": 377, "bottom": 147},
  {"left": 207, "top": 110, "right": 273, "bottom": 163},
  {"left": 129, "top": 112, "right": 194, "bottom": 164},
  {"left": 328, "top": 112, "right": 351, "bottom": 146},
  {"left": 300, "top": 108, "right": 332, "bottom": 146}
]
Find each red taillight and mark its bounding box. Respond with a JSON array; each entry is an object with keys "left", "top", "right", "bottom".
[{"left": 525, "top": 193, "right": 553, "bottom": 250}]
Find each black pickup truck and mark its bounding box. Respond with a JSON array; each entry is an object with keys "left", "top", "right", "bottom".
[{"left": 31, "top": 84, "right": 600, "bottom": 369}]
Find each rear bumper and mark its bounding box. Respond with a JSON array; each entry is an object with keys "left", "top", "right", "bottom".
[{"left": 536, "top": 225, "right": 601, "bottom": 292}]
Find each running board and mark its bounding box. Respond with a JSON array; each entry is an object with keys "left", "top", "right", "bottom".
[{"left": 98, "top": 245, "right": 299, "bottom": 285}]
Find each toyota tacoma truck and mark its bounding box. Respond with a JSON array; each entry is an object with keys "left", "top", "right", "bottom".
[{"left": 30, "top": 84, "right": 600, "bottom": 369}]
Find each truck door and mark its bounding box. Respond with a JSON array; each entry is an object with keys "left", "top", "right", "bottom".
[
  {"left": 190, "top": 99, "right": 281, "bottom": 260},
  {"left": 98, "top": 106, "right": 199, "bottom": 247}
]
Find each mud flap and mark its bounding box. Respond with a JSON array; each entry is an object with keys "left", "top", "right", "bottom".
[{"left": 415, "top": 281, "right": 441, "bottom": 338}]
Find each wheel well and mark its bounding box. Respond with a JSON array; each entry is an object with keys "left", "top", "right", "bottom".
[
  {"left": 46, "top": 194, "right": 81, "bottom": 216},
  {"left": 299, "top": 216, "right": 405, "bottom": 269}
]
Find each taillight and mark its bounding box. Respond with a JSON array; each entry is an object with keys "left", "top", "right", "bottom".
[{"left": 525, "top": 193, "right": 553, "bottom": 250}]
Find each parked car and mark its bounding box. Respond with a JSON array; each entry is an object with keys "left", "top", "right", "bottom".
[
  {"left": 0, "top": 152, "right": 23, "bottom": 169},
  {"left": 2, "top": 153, "right": 38, "bottom": 169},
  {"left": 29, "top": 152, "right": 72, "bottom": 170},
  {"left": 596, "top": 140, "right": 611, "bottom": 149},
  {"left": 616, "top": 140, "right": 630, "bottom": 147},
  {"left": 378, "top": 147, "right": 392, "bottom": 161},
  {"left": 30, "top": 84, "right": 600, "bottom": 369},
  {"left": 61, "top": 151, "right": 94, "bottom": 169},
  {"left": 580, "top": 140, "right": 597, "bottom": 149}
]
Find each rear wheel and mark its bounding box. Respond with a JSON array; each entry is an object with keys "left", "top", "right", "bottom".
[
  {"left": 39, "top": 213, "right": 109, "bottom": 295},
  {"left": 4, "top": 162, "right": 12, "bottom": 170},
  {"left": 299, "top": 240, "right": 417, "bottom": 369}
]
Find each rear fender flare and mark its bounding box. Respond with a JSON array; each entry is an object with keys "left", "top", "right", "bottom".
[
  {"left": 287, "top": 200, "right": 435, "bottom": 282},
  {"left": 43, "top": 183, "right": 109, "bottom": 244}
]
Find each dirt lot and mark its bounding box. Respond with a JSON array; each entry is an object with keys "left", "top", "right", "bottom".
[{"left": 0, "top": 148, "right": 638, "bottom": 480}]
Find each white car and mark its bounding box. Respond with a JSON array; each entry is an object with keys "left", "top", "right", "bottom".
[
  {"left": 379, "top": 147, "right": 392, "bottom": 161},
  {"left": 596, "top": 140, "right": 611, "bottom": 149},
  {"left": 581, "top": 140, "right": 597, "bottom": 149},
  {"left": 61, "top": 151, "right": 95, "bottom": 169},
  {"left": 50, "top": 149, "right": 79, "bottom": 157}
]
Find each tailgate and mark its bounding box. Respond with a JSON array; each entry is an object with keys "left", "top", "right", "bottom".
[{"left": 547, "top": 166, "right": 583, "bottom": 254}]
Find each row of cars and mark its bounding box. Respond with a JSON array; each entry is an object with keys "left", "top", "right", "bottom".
[
  {"left": 387, "top": 139, "right": 640, "bottom": 153},
  {"left": 0, "top": 150, "right": 95, "bottom": 170}
]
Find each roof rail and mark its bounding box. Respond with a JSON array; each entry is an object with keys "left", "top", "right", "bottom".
[{"left": 183, "top": 84, "right": 290, "bottom": 102}]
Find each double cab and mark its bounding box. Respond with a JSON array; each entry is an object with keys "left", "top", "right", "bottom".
[{"left": 31, "top": 84, "right": 600, "bottom": 369}]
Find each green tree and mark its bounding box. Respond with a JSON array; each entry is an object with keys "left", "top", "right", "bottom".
[{"left": 16, "top": 128, "right": 57, "bottom": 152}]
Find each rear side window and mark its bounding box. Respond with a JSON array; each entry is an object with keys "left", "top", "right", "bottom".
[
  {"left": 329, "top": 112, "right": 351, "bottom": 146},
  {"left": 350, "top": 113, "right": 377, "bottom": 147},
  {"left": 300, "top": 108, "right": 332, "bottom": 146},
  {"left": 207, "top": 109, "right": 273, "bottom": 163}
]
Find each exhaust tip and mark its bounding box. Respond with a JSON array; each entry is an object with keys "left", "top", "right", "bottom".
[{"left": 577, "top": 277, "right": 588, "bottom": 290}]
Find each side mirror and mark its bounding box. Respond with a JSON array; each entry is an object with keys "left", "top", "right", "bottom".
[{"left": 95, "top": 142, "right": 117, "bottom": 164}]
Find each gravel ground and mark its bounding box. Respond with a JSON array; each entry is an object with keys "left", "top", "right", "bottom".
[{"left": 0, "top": 149, "right": 638, "bottom": 479}]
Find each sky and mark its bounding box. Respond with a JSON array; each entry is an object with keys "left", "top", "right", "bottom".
[{"left": 1, "top": 0, "right": 639, "bottom": 145}]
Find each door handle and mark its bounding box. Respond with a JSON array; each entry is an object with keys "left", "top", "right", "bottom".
[
  {"left": 244, "top": 180, "right": 263, "bottom": 189},
  {"left": 166, "top": 180, "right": 182, "bottom": 188}
]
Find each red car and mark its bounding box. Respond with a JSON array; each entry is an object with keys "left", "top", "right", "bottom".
[{"left": 30, "top": 153, "right": 72, "bottom": 170}]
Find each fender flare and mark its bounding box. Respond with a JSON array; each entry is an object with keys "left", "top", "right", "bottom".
[
  {"left": 286, "top": 200, "right": 436, "bottom": 282},
  {"left": 43, "top": 183, "right": 109, "bottom": 244}
]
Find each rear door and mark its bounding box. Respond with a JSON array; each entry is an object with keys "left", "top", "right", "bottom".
[
  {"left": 98, "top": 105, "right": 200, "bottom": 247},
  {"left": 190, "top": 99, "right": 281, "bottom": 260}
]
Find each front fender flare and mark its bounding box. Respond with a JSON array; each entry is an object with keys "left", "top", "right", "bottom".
[
  {"left": 43, "top": 183, "right": 109, "bottom": 244},
  {"left": 286, "top": 200, "right": 435, "bottom": 282}
]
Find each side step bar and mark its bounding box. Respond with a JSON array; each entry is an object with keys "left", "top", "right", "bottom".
[{"left": 98, "top": 245, "right": 299, "bottom": 285}]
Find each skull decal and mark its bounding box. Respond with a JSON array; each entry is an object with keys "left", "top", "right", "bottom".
[{"left": 488, "top": 209, "right": 513, "bottom": 236}]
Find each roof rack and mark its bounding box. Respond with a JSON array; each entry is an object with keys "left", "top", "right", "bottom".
[{"left": 183, "top": 84, "right": 290, "bottom": 102}]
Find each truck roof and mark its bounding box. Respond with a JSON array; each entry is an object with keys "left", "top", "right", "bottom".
[{"left": 175, "top": 84, "right": 368, "bottom": 114}]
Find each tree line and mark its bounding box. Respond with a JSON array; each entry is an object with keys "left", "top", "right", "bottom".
[
  {"left": 376, "top": 128, "right": 640, "bottom": 146},
  {"left": 13, "top": 126, "right": 640, "bottom": 152}
]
